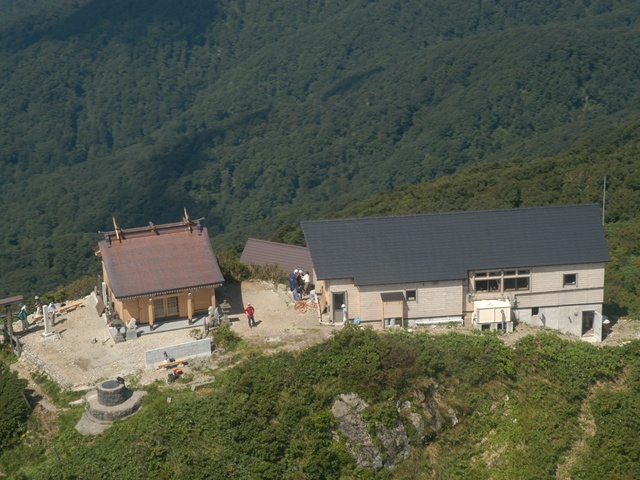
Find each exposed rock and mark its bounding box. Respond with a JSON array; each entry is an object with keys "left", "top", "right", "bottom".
[
  {"left": 332, "top": 392, "right": 410, "bottom": 470},
  {"left": 447, "top": 407, "right": 459, "bottom": 426},
  {"left": 332, "top": 393, "right": 382, "bottom": 469},
  {"left": 376, "top": 418, "right": 410, "bottom": 468},
  {"left": 401, "top": 401, "right": 426, "bottom": 444}
]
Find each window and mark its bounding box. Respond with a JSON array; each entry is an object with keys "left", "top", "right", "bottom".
[
  {"left": 532, "top": 307, "right": 539, "bottom": 316},
  {"left": 405, "top": 290, "right": 417, "bottom": 301},
  {"left": 153, "top": 299, "right": 165, "bottom": 317},
  {"left": 167, "top": 296, "right": 179, "bottom": 315},
  {"left": 503, "top": 277, "right": 529, "bottom": 291},
  {"left": 474, "top": 269, "right": 530, "bottom": 293},
  {"left": 475, "top": 279, "right": 501, "bottom": 292},
  {"left": 563, "top": 274, "right": 577, "bottom": 287}
]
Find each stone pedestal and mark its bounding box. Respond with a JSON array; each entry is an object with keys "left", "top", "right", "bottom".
[{"left": 42, "top": 306, "right": 54, "bottom": 337}]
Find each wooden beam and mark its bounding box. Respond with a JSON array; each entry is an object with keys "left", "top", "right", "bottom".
[
  {"left": 112, "top": 217, "right": 122, "bottom": 242},
  {"left": 183, "top": 207, "right": 192, "bottom": 232}
]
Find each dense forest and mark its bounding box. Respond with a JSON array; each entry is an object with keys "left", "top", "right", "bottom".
[{"left": 2, "top": 0, "right": 640, "bottom": 301}]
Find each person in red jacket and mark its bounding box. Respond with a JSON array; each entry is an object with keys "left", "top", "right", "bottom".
[{"left": 244, "top": 303, "right": 256, "bottom": 328}]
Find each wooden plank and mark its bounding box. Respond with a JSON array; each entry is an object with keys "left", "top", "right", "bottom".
[
  {"left": 0, "top": 295, "right": 24, "bottom": 308},
  {"left": 57, "top": 300, "right": 84, "bottom": 314},
  {"left": 157, "top": 358, "right": 187, "bottom": 370}
]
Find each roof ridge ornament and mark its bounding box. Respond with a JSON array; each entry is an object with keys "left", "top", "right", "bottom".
[
  {"left": 182, "top": 207, "right": 192, "bottom": 232},
  {"left": 182, "top": 208, "right": 205, "bottom": 234},
  {"left": 112, "top": 217, "right": 123, "bottom": 242}
]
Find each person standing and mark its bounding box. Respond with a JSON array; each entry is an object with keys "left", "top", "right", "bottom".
[
  {"left": 296, "top": 269, "right": 304, "bottom": 292},
  {"left": 34, "top": 296, "right": 42, "bottom": 316},
  {"left": 48, "top": 302, "right": 56, "bottom": 325},
  {"left": 289, "top": 269, "right": 298, "bottom": 292},
  {"left": 342, "top": 303, "right": 348, "bottom": 323},
  {"left": 302, "top": 271, "right": 311, "bottom": 296},
  {"left": 17, "top": 304, "right": 29, "bottom": 331},
  {"left": 244, "top": 303, "right": 256, "bottom": 328}
]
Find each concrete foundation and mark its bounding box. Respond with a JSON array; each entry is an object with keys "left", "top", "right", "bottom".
[{"left": 76, "top": 379, "right": 147, "bottom": 435}]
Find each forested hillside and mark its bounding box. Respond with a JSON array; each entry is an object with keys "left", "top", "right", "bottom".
[{"left": 2, "top": 0, "right": 640, "bottom": 298}]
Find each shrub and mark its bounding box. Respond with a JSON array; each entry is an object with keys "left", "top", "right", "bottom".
[
  {"left": 212, "top": 325, "right": 242, "bottom": 351},
  {"left": 216, "top": 247, "right": 250, "bottom": 282},
  {"left": 0, "top": 361, "right": 30, "bottom": 451}
]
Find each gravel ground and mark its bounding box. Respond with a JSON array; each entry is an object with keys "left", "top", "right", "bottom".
[{"left": 11, "top": 281, "right": 332, "bottom": 389}]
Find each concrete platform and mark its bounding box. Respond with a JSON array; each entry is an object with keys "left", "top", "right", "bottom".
[
  {"left": 137, "top": 314, "right": 209, "bottom": 335},
  {"left": 109, "top": 314, "right": 210, "bottom": 342}
]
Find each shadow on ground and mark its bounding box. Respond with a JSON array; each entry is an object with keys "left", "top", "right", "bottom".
[{"left": 215, "top": 282, "right": 245, "bottom": 315}]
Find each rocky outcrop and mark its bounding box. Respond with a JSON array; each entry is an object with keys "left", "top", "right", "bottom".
[
  {"left": 331, "top": 393, "right": 411, "bottom": 470},
  {"left": 332, "top": 386, "right": 453, "bottom": 470},
  {"left": 332, "top": 393, "right": 387, "bottom": 469}
]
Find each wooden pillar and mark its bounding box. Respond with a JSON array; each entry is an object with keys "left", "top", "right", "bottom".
[
  {"left": 187, "top": 292, "right": 193, "bottom": 322},
  {"left": 148, "top": 298, "right": 155, "bottom": 329},
  {"left": 210, "top": 288, "right": 216, "bottom": 309},
  {"left": 6, "top": 307, "right": 20, "bottom": 355},
  {"left": 2, "top": 307, "right": 9, "bottom": 344}
]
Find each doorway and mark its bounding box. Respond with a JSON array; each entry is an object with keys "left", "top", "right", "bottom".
[
  {"left": 582, "top": 311, "right": 595, "bottom": 335},
  {"left": 154, "top": 296, "right": 179, "bottom": 319},
  {"left": 332, "top": 291, "right": 346, "bottom": 323}
]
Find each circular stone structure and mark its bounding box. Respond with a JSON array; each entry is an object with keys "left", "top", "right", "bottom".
[
  {"left": 84, "top": 379, "right": 146, "bottom": 424},
  {"left": 97, "top": 380, "right": 127, "bottom": 406}
]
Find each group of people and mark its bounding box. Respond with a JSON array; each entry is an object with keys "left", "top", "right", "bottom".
[
  {"left": 15, "top": 296, "right": 57, "bottom": 331},
  {"left": 289, "top": 269, "right": 311, "bottom": 301}
]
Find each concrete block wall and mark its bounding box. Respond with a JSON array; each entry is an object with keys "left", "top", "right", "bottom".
[{"left": 145, "top": 338, "right": 212, "bottom": 369}]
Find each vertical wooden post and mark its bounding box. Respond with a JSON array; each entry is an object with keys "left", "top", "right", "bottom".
[
  {"left": 148, "top": 298, "right": 155, "bottom": 330},
  {"left": 187, "top": 292, "right": 193, "bottom": 322},
  {"left": 2, "top": 306, "right": 9, "bottom": 344},
  {"left": 6, "top": 307, "right": 20, "bottom": 356}
]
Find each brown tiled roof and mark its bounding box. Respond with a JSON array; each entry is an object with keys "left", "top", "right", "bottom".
[
  {"left": 240, "top": 238, "right": 314, "bottom": 280},
  {"left": 98, "top": 222, "right": 224, "bottom": 299}
]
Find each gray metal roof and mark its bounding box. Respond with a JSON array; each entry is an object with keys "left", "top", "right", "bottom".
[
  {"left": 240, "top": 238, "right": 313, "bottom": 279},
  {"left": 301, "top": 204, "right": 610, "bottom": 286}
]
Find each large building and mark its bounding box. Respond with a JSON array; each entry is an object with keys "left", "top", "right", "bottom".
[
  {"left": 302, "top": 204, "right": 609, "bottom": 340},
  {"left": 97, "top": 219, "right": 224, "bottom": 328}
]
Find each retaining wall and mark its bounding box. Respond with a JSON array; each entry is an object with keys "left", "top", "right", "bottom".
[{"left": 144, "top": 338, "right": 212, "bottom": 369}]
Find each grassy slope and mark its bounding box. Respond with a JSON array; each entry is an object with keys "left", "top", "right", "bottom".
[{"left": 2, "top": 329, "right": 639, "bottom": 479}]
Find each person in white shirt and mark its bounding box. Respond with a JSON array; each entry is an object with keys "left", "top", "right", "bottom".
[
  {"left": 302, "top": 271, "right": 311, "bottom": 295},
  {"left": 48, "top": 302, "right": 56, "bottom": 325}
]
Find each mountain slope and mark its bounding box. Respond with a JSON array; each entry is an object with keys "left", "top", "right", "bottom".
[{"left": 1, "top": 0, "right": 640, "bottom": 296}]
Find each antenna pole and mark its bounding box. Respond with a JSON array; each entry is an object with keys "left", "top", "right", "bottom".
[{"left": 602, "top": 175, "right": 606, "bottom": 226}]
